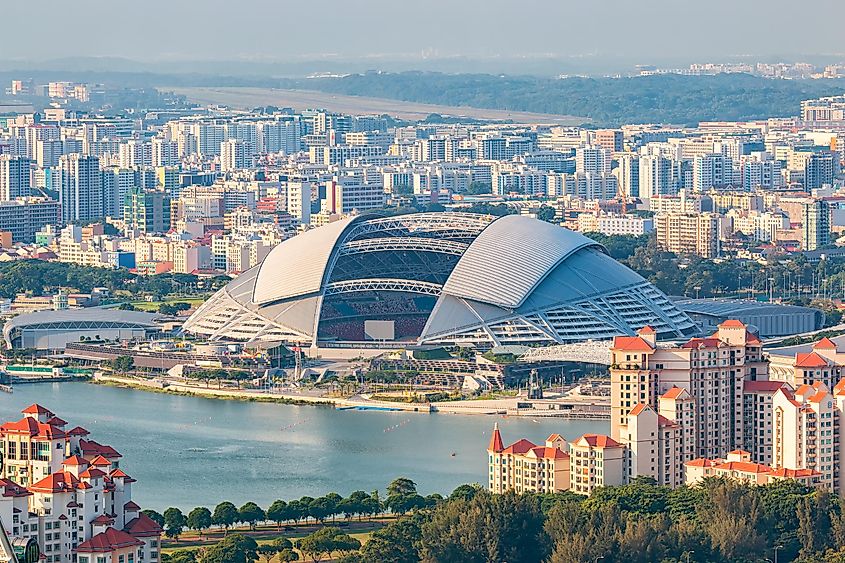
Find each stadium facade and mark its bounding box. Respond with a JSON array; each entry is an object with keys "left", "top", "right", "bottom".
[{"left": 184, "top": 212, "right": 697, "bottom": 348}]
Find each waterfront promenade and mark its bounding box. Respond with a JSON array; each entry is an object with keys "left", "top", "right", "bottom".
[{"left": 93, "top": 372, "right": 609, "bottom": 418}]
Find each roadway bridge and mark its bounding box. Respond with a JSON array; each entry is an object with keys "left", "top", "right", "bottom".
[{"left": 517, "top": 341, "right": 613, "bottom": 365}]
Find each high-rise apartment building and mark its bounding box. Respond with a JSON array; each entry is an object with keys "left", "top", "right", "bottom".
[
  {"left": 655, "top": 212, "right": 721, "bottom": 258},
  {"left": 802, "top": 199, "right": 831, "bottom": 251},
  {"left": 59, "top": 154, "right": 102, "bottom": 223},
  {"left": 0, "top": 155, "right": 32, "bottom": 201}
]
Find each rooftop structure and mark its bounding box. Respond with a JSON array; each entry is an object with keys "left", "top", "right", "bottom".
[
  {"left": 3, "top": 309, "right": 169, "bottom": 350},
  {"left": 185, "top": 212, "right": 696, "bottom": 348}
]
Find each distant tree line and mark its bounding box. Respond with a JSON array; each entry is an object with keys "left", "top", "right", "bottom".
[
  {"left": 292, "top": 72, "right": 845, "bottom": 126},
  {"left": 0, "top": 260, "right": 228, "bottom": 300}
]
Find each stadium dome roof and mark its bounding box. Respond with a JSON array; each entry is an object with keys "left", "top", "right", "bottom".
[{"left": 184, "top": 212, "right": 697, "bottom": 348}]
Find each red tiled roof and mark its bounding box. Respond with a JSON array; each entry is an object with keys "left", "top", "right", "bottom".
[
  {"left": 0, "top": 417, "right": 66, "bottom": 439},
  {"left": 578, "top": 434, "right": 622, "bottom": 448},
  {"left": 746, "top": 331, "right": 762, "bottom": 344},
  {"left": 110, "top": 469, "right": 131, "bottom": 479},
  {"left": 769, "top": 467, "right": 821, "bottom": 479},
  {"left": 628, "top": 403, "right": 649, "bottom": 416},
  {"left": 795, "top": 352, "right": 830, "bottom": 368},
  {"left": 686, "top": 458, "right": 717, "bottom": 468},
  {"left": 814, "top": 337, "right": 838, "bottom": 350},
  {"left": 657, "top": 414, "right": 678, "bottom": 428},
  {"left": 123, "top": 501, "right": 141, "bottom": 511},
  {"left": 744, "top": 380, "right": 788, "bottom": 393},
  {"left": 68, "top": 426, "right": 90, "bottom": 436},
  {"left": 808, "top": 391, "right": 829, "bottom": 403},
  {"left": 79, "top": 468, "right": 106, "bottom": 479},
  {"left": 22, "top": 404, "right": 54, "bottom": 416},
  {"left": 0, "top": 479, "right": 31, "bottom": 498},
  {"left": 662, "top": 386, "right": 688, "bottom": 399},
  {"left": 80, "top": 440, "right": 122, "bottom": 459},
  {"left": 716, "top": 461, "right": 771, "bottom": 474},
  {"left": 502, "top": 438, "right": 536, "bottom": 455},
  {"left": 91, "top": 514, "right": 115, "bottom": 525},
  {"left": 123, "top": 513, "right": 162, "bottom": 538},
  {"left": 637, "top": 325, "right": 656, "bottom": 334},
  {"left": 719, "top": 319, "right": 746, "bottom": 328},
  {"left": 681, "top": 337, "right": 723, "bottom": 349},
  {"left": 530, "top": 446, "right": 569, "bottom": 460},
  {"left": 89, "top": 455, "right": 112, "bottom": 467},
  {"left": 728, "top": 449, "right": 750, "bottom": 455},
  {"left": 46, "top": 416, "right": 68, "bottom": 427},
  {"left": 30, "top": 472, "right": 79, "bottom": 493},
  {"left": 546, "top": 433, "right": 565, "bottom": 442},
  {"left": 487, "top": 425, "right": 504, "bottom": 453},
  {"left": 75, "top": 528, "right": 143, "bottom": 553},
  {"left": 62, "top": 455, "right": 89, "bottom": 467},
  {"left": 612, "top": 336, "right": 654, "bottom": 352}
]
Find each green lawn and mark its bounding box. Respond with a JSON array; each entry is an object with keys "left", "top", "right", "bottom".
[
  {"left": 129, "top": 296, "right": 208, "bottom": 312},
  {"left": 161, "top": 521, "right": 382, "bottom": 555}
]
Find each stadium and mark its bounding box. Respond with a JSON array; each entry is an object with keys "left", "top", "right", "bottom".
[{"left": 183, "top": 212, "right": 697, "bottom": 349}]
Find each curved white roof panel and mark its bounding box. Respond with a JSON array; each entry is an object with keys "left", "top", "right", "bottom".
[
  {"left": 252, "top": 217, "right": 358, "bottom": 305},
  {"left": 441, "top": 215, "right": 603, "bottom": 309}
]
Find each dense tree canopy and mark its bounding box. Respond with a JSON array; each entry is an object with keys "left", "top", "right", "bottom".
[{"left": 294, "top": 72, "right": 845, "bottom": 126}]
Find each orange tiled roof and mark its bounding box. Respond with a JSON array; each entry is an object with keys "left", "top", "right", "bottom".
[
  {"left": 612, "top": 336, "right": 654, "bottom": 352},
  {"left": 795, "top": 352, "right": 830, "bottom": 368},
  {"left": 577, "top": 434, "right": 622, "bottom": 448},
  {"left": 814, "top": 337, "right": 838, "bottom": 350},
  {"left": 662, "top": 386, "right": 688, "bottom": 399}
]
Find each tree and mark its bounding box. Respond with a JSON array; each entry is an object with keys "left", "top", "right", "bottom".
[
  {"left": 466, "top": 181, "right": 492, "bottom": 195},
  {"left": 257, "top": 538, "right": 294, "bottom": 563},
  {"left": 164, "top": 507, "right": 187, "bottom": 540},
  {"left": 162, "top": 550, "right": 196, "bottom": 563},
  {"left": 536, "top": 206, "right": 557, "bottom": 223},
  {"left": 420, "top": 490, "right": 548, "bottom": 563},
  {"left": 297, "top": 527, "right": 361, "bottom": 563},
  {"left": 111, "top": 355, "right": 135, "bottom": 373},
  {"left": 449, "top": 484, "right": 481, "bottom": 503},
  {"left": 187, "top": 507, "right": 212, "bottom": 539},
  {"left": 361, "top": 491, "right": 381, "bottom": 520},
  {"left": 266, "top": 500, "right": 289, "bottom": 529},
  {"left": 286, "top": 499, "right": 307, "bottom": 525},
  {"left": 238, "top": 502, "right": 265, "bottom": 530},
  {"left": 387, "top": 478, "right": 417, "bottom": 497},
  {"left": 385, "top": 493, "right": 425, "bottom": 515},
  {"left": 142, "top": 509, "right": 165, "bottom": 528},
  {"left": 359, "top": 517, "right": 422, "bottom": 563},
  {"left": 199, "top": 534, "right": 259, "bottom": 563},
  {"left": 212, "top": 501, "right": 239, "bottom": 533}
]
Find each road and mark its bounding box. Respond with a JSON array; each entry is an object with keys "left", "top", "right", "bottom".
[{"left": 167, "top": 86, "right": 588, "bottom": 125}]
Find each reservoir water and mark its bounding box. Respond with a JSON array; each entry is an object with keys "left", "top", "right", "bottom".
[{"left": 0, "top": 383, "right": 607, "bottom": 511}]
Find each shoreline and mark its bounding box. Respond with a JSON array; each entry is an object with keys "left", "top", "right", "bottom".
[{"left": 85, "top": 374, "right": 609, "bottom": 419}]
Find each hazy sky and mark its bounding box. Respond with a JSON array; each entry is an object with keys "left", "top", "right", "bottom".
[{"left": 3, "top": 0, "right": 844, "bottom": 63}]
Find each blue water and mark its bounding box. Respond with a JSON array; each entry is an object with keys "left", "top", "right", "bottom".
[{"left": 0, "top": 383, "right": 607, "bottom": 511}]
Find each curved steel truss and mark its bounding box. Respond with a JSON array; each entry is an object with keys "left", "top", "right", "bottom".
[
  {"left": 324, "top": 278, "right": 443, "bottom": 296},
  {"left": 338, "top": 237, "right": 468, "bottom": 257}
]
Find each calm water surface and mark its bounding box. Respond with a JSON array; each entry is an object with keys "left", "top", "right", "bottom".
[{"left": 0, "top": 382, "right": 607, "bottom": 511}]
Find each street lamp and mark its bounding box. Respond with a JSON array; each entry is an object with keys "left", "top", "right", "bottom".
[
  {"left": 774, "top": 544, "right": 783, "bottom": 563},
  {"left": 593, "top": 557, "right": 604, "bottom": 563},
  {"left": 684, "top": 551, "right": 694, "bottom": 563}
]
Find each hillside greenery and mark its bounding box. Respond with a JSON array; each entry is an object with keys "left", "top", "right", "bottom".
[{"left": 298, "top": 72, "right": 845, "bottom": 126}]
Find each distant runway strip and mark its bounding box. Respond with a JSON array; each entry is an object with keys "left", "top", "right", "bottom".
[{"left": 167, "top": 86, "right": 588, "bottom": 124}]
